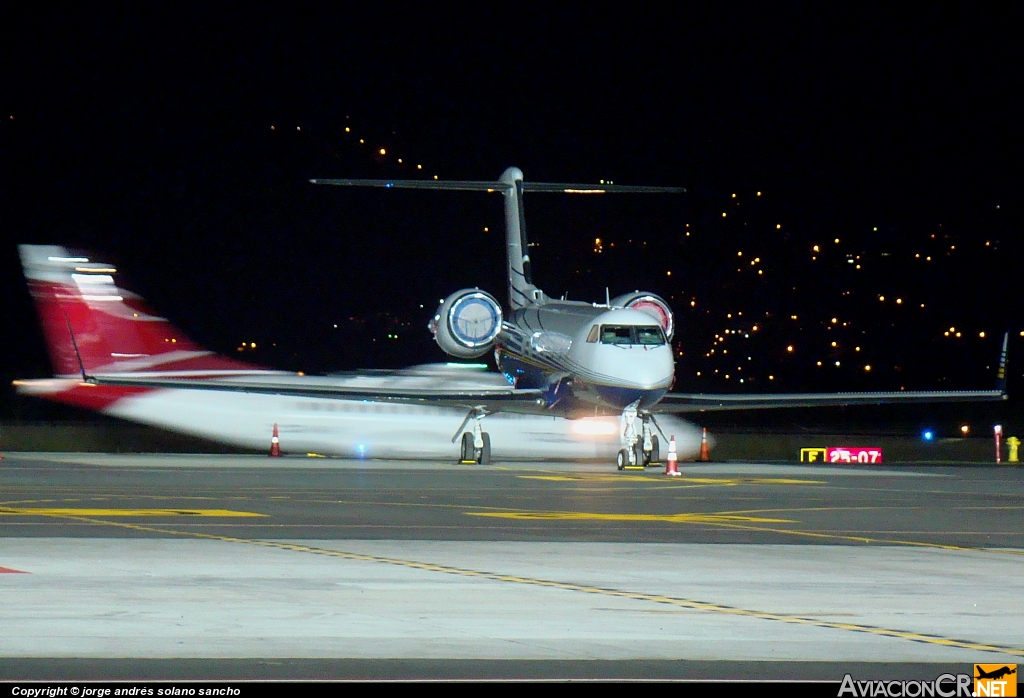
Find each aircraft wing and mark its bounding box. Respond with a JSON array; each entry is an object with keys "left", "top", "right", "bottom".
[
  {"left": 655, "top": 332, "right": 1008, "bottom": 413},
  {"left": 82, "top": 373, "right": 552, "bottom": 414},
  {"left": 652, "top": 388, "right": 1006, "bottom": 413}
]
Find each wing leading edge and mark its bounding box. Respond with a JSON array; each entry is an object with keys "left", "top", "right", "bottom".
[
  {"left": 652, "top": 388, "right": 1005, "bottom": 413},
  {"left": 655, "top": 332, "right": 1009, "bottom": 413},
  {"left": 82, "top": 373, "right": 550, "bottom": 414}
]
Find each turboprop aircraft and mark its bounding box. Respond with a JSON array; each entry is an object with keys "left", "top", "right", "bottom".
[{"left": 15, "top": 167, "right": 1007, "bottom": 468}]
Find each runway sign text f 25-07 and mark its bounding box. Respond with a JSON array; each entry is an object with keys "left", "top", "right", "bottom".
[
  {"left": 799, "top": 447, "right": 883, "bottom": 463},
  {"left": 827, "top": 447, "right": 883, "bottom": 463}
]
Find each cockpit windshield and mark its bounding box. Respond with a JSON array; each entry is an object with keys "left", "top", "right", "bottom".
[{"left": 599, "top": 325, "right": 666, "bottom": 346}]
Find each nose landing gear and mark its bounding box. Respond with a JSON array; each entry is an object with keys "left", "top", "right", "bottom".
[{"left": 616, "top": 401, "right": 662, "bottom": 470}]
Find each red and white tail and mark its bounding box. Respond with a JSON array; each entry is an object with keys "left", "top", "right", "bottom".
[{"left": 19, "top": 245, "right": 260, "bottom": 378}]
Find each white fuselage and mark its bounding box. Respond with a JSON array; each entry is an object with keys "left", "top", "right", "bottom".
[
  {"left": 111, "top": 389, "right": 705, "bottom": 459},
  {"left": 18, "top": 376, "right": 705, "bottom": 460}
]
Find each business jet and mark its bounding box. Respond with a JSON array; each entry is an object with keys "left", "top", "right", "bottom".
[{"left": 15, "top": 167, "right": 1006, "bottom": 467}]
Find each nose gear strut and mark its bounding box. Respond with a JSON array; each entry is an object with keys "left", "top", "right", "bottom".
[{"left": 616, "top": 400, "right": 661, "bottom": 470}]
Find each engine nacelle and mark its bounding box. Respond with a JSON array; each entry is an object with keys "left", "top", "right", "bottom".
[
  {"left": 610, "top": 291, "right": 675, "bottom": 340},
  {"left": 429, "top": 288, "right": 503, "bottom": 358}
]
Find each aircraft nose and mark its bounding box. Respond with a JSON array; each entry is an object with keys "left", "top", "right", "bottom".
[{"left": 606, "top": 346, "right": 675, "bottom": 389}]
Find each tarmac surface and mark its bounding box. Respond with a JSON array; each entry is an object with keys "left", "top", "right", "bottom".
[{"left": 1, "top": 453, "right": 1023, "bottom": 681}]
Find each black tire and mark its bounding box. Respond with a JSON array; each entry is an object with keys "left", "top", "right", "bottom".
[
  {"left": 649, "top": 435, "right": 660, "bottom": 464},
  {"left": 633, "top": 441, "right": 644, "bottom": 467},
  {"left": 616, "top": 449, "right": 628, "bottom": 470},
  {"left": 460, "top": 432, "right": 475, "bottom": 462},
  {"left": 479, "top": 432, "right": 492, "bottom": 465}
]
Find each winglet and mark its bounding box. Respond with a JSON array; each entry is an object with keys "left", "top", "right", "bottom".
[{"left": 996, "top": 331, "right": 1009, "bottom": 396}]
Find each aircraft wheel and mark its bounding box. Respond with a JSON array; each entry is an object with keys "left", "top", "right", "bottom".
[
  {"left": 616, "top": 449, "right": 629, "bottom": 470},
  {"left": 633, "top": 441, "right": 644, "bottom": 467},
  {"left": 479, "top": 432, "right": 492, "bottom": 465},
  {"left": 649, "top": 435, "right": 660, "bottom": 465},
  {"left": 460, "top": 432, "right": 475, "bottom": 463}
]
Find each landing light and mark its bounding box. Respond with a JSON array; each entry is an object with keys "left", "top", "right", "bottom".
[{"left": 571, "top": 419, "right": 618, "bottom": 436}]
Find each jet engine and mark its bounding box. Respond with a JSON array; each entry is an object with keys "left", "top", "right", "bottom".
[
  {"left": 429, "top": 288, "right": 503, "bottom": 358},
  {"left": 610, "top": 291, "right": 675, "bottom": 340}
]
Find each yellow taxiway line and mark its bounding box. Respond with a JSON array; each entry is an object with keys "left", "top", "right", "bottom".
[
  {"left": 0, "top": 507, "right": 266, "bottom": 517},
  {"left": 8, "top": 507, "right": 1022, "bottom": 660}
]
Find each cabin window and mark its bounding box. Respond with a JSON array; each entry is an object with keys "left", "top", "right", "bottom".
[
  {"left": 599, "top": 325, "right": 666, "bottom": 346},
  {"left": 586, "top": 325, "right": 600, "bottom": 343}
]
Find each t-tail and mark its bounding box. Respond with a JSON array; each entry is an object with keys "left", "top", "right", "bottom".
[
  {"left": 499, "top": 167, "right": 543, "bottom": 309},
  {"left": 310, "top": 167, "right": 684, "bottom": 312}
]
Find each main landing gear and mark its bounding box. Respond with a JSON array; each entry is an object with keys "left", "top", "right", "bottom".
[
  {"left": 453, "top": 408, "right": 492, "bottom": 465},
  {"left": 616, "top": 400, "right": 661, "bottom": 470}
]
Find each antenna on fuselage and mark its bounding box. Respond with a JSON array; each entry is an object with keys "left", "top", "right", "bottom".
[{"left": 310, "top": 169, "right": 685, "bottom": 312}]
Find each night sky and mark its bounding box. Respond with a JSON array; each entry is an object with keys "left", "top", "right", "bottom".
[{"left": 2, "top": 5, "right": 1021, "bottom": 425}]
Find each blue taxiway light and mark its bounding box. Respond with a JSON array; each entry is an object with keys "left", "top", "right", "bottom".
[{"left": 922, "top": 430, "right": 934, "bottom": 441}]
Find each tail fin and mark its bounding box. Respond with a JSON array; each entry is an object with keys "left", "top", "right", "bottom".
[
  {"left": 498, "top": 167, "right": 545, "bottom": 310},
  {"left": 311, "top": 168, "right": 683, "bottom": 312},
  {"left": 19, "top": 245, "right": 260, "bottom": 377}
]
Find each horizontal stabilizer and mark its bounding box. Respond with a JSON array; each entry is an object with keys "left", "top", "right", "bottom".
[{"left": 311, "top": 178, "right": 684, "bottom": 194}]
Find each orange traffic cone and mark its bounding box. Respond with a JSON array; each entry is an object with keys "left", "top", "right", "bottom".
[
  {"left": 698, "top": 427, "right": 710, "bottom": 462},
  {"left": 664, "top": 435, "right": 680, "bottom": 476},
  {"left": 269, "top": 423, "right": 281, "bottom": 457}
]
